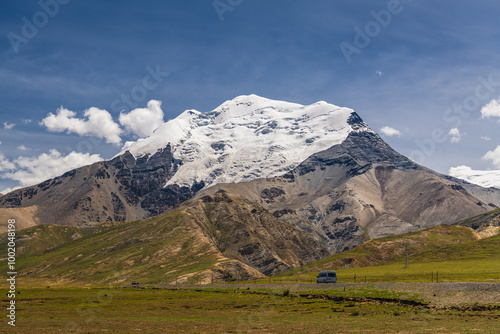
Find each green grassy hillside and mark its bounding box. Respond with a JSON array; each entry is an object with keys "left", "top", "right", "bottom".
[
  {"left": 6, "top": 210, "right": 225, "bottom": 287},
  {"left": 0, "top": 221, "right": 125, "bottom": 257}
]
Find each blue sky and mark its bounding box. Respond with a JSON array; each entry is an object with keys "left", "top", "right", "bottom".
[{"left": 1, "top": 0, "right": 500, "bottom": 192}]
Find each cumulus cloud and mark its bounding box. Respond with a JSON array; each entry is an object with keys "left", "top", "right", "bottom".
[
  {"left": 1, "top": 149, "right": 103, "bottom": 189},
  {"left": 449, "top": 165, "right": 472, "bottom": 175},
  {"left": 376, "top": 70, "right": 384, "bottom": 77},
  {"left": 4, "top": 122, "right": 15, "bottom": 129},
  {"left": 483, "top": 145, "right": 500, "bottom": 168},
  {"left": 481, "top": 98, "right": 500, "bottom": 118},
  {"left": 380, "top": 126, "right": 401, "bottom": 137},
  {"left": 481, "top": 136, "right": 492, "bottom": 141},
  {"left": 41, "top": 106, "right": 123, "bottom": 145},
  {"left": 0, "top": 153, "right": 15, "bottom": 172},
  {"left": 449, "top": 128, "right": 461, "bottom": 143},
  {"left": 119, "top": 100, "right": 164, "bottom": 138},
  {"left": 17, "top": 145, "right": 29, "bottom": 151}
]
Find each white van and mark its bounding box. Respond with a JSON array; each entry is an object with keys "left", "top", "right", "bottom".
[{"left": 316, "top": 271, "right": 337, "bottom": 283}]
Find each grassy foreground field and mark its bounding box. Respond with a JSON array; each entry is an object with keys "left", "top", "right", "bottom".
[{"left": 1, "top": 285, "right": 499, "bottom": 333}]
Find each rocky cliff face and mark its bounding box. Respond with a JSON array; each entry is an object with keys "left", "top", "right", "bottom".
[{"left": 179, "top": 191, "right": 329, "bottom": 276}]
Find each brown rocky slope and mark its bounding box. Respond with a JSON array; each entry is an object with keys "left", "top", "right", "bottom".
[{"left": 198, "top": 129, "right": 496, "bottom": 253}]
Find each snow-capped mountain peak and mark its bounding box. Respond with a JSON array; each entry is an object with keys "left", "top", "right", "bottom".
[
  {"left": 119, "top": 95, "right": 373, "bottom": 189},
  {"left": 211, "top": 94, "right": 304, "bottom": 124}
]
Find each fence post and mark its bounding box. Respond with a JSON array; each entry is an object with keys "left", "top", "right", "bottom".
[
  {"left": 354, "top": 274, "right": 356, "bottom": 283},
  {"left": 365, "top": 275, "right": 366, "bottom": 283},
  {"left": 437, "top": 271, "right": 438, "bottom": 283}
]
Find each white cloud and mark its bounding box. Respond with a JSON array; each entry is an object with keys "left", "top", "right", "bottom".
[
  {"left": 449, "top": 165, "right": 500, "bottom": 189},
  {"left": 376, "top": 70, "right": 384, "bottom": 77},
  {"left": 0, "top": 153, "right": 15, "bottom": 172},
  {"left": 481, "top": 136, "right": 491, "bottom": 141},
  {"left": 41, "top": 106, "right": 123, "bottom": 145},
  {"left": 448, "top": 128, "right": 461, "bottom": 143},
  {"left": 4, "top": 122, "right": 15, "bottom": 129},
  {"left": 17, "top": 145, "right": 29, "bottom": 151},
  {"left": 380, "top": 126, "right": 401, "bottom": 137},
  {"left": 119, "top": 100, "right": 164, "bottom": 138},
  {"left": 449, "top": 165, "right": 472, "bottom": 175},
  {"left": 0, "top": 186, "right": 21, "bottom": 195},
  {"left": 483, "top": 145, "right": 500, "bottom": 168},
  {"left": 481, "top": 98, "right": 500, "bottom": 118},
  {"left": 1, "top": 149, "right": 103, "bottom": 188}
]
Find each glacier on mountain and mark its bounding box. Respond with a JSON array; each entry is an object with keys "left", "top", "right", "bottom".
[
  {"left": 449, "top": 165, "right": 500, "bottom": 189},
  {"left": 119, "top": 94, "right": 373, "bottom": 189}
]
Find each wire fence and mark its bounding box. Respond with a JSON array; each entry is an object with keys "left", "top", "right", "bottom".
[{"left": 250, "top": 272, "right": 500, "bottom": 285}]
